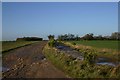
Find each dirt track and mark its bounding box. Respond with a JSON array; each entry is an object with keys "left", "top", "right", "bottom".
[{"left": 2, "top": 41, "right": 66, "bottom": 78}]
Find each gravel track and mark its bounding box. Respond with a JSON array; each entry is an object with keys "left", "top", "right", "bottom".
[{"left": 2, "top": 41, "right": 66, "bottom": 78}]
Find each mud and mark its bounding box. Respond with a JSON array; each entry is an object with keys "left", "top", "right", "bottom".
[{"left": 2, "top": 41, "right": 66, "bottom": 78}]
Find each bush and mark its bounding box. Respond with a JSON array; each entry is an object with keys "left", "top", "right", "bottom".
[
  {"left": 84, "top": 51, "right": 97, "bottom": 65},
  {"left": 71, "top": 42, "right": 76, "bottom": 45},
  {"left": 48, "top": 39, "right": 56, "bottom": 47}
]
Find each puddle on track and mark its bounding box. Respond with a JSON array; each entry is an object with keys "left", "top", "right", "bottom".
[{"left": 2, "top": 67, "right": 10, "bottom": 72}]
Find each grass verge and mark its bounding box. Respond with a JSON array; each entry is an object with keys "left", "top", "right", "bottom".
[
  {"left": 43, "top": 44, "right": 120, "bottom": 78},
  {"left": 63, "top": 41, "right": 120, "bottom": 62},
  {"left": 2, "top": 41, "right": 39, "bottom": 54}
]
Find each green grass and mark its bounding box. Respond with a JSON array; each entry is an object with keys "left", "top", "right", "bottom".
[
  {"left": 68, "top": 40, "right": 119, "bottom": 50},
  {"left": 64, "top": 40, "right": 120, "bottom": 59},
  {"left": 43, "top": 44, "right": 120, "bottom": 78},
  {"left": 2, "top": 41, "right": 39, "bottom": 53}
]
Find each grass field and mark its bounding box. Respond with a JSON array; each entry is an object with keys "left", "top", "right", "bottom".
[
  {"left": 2, "top": 41, "right": 39, "bottom": 53},
  {"left": 68, "top": 40, "right": 119, "bottom": 50}
]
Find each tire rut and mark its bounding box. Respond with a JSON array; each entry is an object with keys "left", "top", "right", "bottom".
[{"left": 2, "top": 41, "right": 66, "bottom": 78}]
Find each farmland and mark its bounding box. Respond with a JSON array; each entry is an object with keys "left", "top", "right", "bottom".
[
  {"left": 2, "top": 2, "right": 120, "bottom": 78},
  {"left": 43, "top": 36, "right": 120, "bottom": 78},
  {"left": 67, "top": 40, "right": 119, "bottom": 50},
  {"left": 2, "top": 37, "right": 120, "bottom": 78},
  {"left": 2, "top": 41, "right": 39, "bottom": 53}
]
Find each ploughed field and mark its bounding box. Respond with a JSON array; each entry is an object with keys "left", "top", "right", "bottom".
[{"left": 2, "top": 41, "right": 66, "bottom": 78}]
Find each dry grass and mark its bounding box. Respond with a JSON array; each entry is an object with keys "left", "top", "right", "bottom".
[{"left": 62, "top": 41, "right": 120, "bottom": 61}]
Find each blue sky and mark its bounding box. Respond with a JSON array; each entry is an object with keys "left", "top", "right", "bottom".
[{"left": 2, "top": 2, "right": 118, "bottom": 40}]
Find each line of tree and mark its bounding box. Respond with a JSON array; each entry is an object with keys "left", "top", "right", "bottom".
[
  {"left": 57, "top": 32, "right": 120, "bottom": 41},
  {"left": 58, "top": 33, "right": 79, "bottom": 41},
  {"left": 16, "top": 37, "right": 43, "bottom": 41}
]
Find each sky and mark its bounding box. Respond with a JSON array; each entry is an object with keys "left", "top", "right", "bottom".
[
  {"left": 0, "top": 2, "right": 2, "bottom": 41},
  {"left": 2, "top": 2, "right": 118, "bottom": 40},
  {"left": 1, "top": 0, "right": 120, "bottom": 2}
]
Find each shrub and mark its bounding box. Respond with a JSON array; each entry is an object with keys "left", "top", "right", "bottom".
[
  {"left": 48, "top": 35, "right": 54, "bottom": 40},
  {"left": 48, "top": 39, "right": 56, "bottom": 47},
  {"left": 83, "top": 51, "right": 97, "bottom": 65},
  {"left": 71, "top": 42, "right": 76, "bottom": 45}
]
